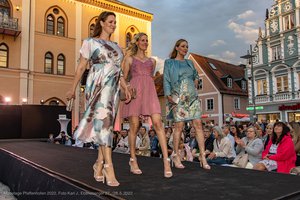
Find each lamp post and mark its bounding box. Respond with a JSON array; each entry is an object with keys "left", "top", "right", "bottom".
[{"left": 241, "top": 45, "right": 257, "bottom": 123}]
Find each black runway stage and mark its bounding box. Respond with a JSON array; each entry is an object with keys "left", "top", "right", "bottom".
[{"left": 0, "top": 140, "right": 300, "bottom": 200}]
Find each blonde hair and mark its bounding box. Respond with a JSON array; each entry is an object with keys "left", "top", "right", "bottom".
[
  {"left": 126, "top": 32, "right": 147, "bottom": 56},
  {"left": 169, "top": 39, "right": 188, "bottom": 59}
]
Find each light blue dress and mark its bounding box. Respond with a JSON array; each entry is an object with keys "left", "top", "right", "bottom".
[
  {"left": 74, "top": 38, "right": 123, "bottom": 147},
  {"left": 163, "top": 59, "right": 201, "bottom": 122}
]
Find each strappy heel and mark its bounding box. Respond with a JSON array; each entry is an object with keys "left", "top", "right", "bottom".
[
  {"left": 93, "top": 160, "right": 104, "bottom": 182},
  {"left": 170, "top": 152, "right": 185, "bottom": 169},
  {"left": 102, "top": 163, "right": 120, "bottom": 187},
  {"left": 199, "top": 153, "right": 211, "bottom": 170},
  {"left": 129, "top": 158, "right": 142, "bottom": 175},
  {"left": 164, "top": 158, "right": 173, "bottom": 178}
]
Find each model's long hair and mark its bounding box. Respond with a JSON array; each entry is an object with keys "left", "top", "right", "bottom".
[
  {"left": 169, "top": 39, "right": 188, "bottom": 59},
  {"left": 126, "top": 32, "right": 147, "bottom": 56},
  {"left": 272, "top": 122, "right": 290, "bottom": 144},
  {"left": 92, "top": 11, "right": 116, "bottom": 37}
]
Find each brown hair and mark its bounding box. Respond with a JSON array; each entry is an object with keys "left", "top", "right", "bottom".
[
  {"left": 92, "top": 11, "right": 116, "bottom": 37},
  {"left": 169, "top": 39, "right": 188, "bottom": 59}
]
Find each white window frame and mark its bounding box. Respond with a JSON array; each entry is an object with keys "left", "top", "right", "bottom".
[
  {"left": 271, "top": 45, "right": 281, "bottom": 61},
  {"left": 206, "top": 98, "right": 214, "bottom": 111},
  {"left": 227, "top": 78, "right": 232, "bottom": 88},
  {"left": 283, "top": 13, "right": 294, "bottom": 31},
  {"left": 256, "top": 79, "right": 267, "bottom": 95},
  {"left": 197, "top": 78, "right": 203, "bottom": 90},
  {"left": 276, "top": 75, "right": 289, "bottom": 93},
  {"left": 234, "top": 97, "right": 240, "bottom": 110}
]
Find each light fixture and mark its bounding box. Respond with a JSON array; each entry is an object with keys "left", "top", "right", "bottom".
[
  {"left": 22, "top": 98, "right": 27, "bottom": 104},
  {"left": 40, "top": 99, "right": 44, "bottom": 105},
  {"left": 4, "top": 97, "right": 11, "bottom": 104},
  {"left": 16, "top": 5, "right": 20, "bottom": 11}
]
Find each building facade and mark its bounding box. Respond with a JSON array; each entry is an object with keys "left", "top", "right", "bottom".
[
  {"left": 189, "top": 53, "right": 249, "bottom": 126},
  {"left": 0, "top": 0, "right": 153, "bottom": 127},
  {"left": 249, "top": 0, "right": 300, "bottom": 123}
]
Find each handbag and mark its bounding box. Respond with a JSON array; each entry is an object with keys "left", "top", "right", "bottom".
[
  {"left": 232, "top": 153, "right": 249, "bottom": 168},
  {"left": 120, "top": 87, "right": 137, "bottom": 101}
]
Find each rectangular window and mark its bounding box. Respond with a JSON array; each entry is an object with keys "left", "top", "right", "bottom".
[
  {"left": 284, "top": 14, "right": 295, "bottom": 31},
  {"left": 276, "top": 75, "right": 288, "bottom": 92},
  {"left": 197, "top": 78, "right": 203, "bottom": 90},
  {"left": 47, "top": 22, "right": 54, "bottom": 34},
  {"left": 45, "top": 59, "right": 52, "bottom": 74},
  {"left": 257, "top": 79, "right": 267, "bottom": 95},
  {"left": 241, "top": 81, "right": 246, "bottom": 90},
  {"left": 0, "top": 50, "right": 7, "bottom": 67},
  {"left": 206, "top": 98, "right": 214, "bottom": 111},
  {"left": 234, "top": 98, "right": 240, "bottom": 110},
  {"left": 57, "top": 60, "right": 64, "bottom": 75},
  {"left": 272, "top": 45, "right": 281, "bottom": 61},
  {"left": 227, "top": 78, "right": 232, "bottom": 88}
]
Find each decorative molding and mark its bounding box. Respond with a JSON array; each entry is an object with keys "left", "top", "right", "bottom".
[{"left": 76, "top": 0, "right": 153, "bottom": 21}]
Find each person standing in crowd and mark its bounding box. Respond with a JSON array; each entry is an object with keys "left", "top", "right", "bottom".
[
  {"left": 254, "top": 122, "right": 296, "bottom": 174},
  {"left": 66, "top": 11, "right": 131, "bottom": 187},
  {"left": 122, "top": 33, "right": 172, "bottom": 178},
  {"left": 163, "top": 39, "right": 210, "bottom": 170}
]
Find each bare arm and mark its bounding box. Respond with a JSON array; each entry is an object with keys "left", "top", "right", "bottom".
[{"left": 66, "top": 55, "right": 88, "bottom": 100}]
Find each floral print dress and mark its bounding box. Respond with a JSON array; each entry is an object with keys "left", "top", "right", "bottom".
[
  {"left": 74, "top": 38, "right": 123, "bottom": 147},
  {"left": 167, "top": 60, "right": 201, "bottom": 122}
]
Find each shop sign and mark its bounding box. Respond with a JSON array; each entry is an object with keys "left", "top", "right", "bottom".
[{"left": 279, "top": 103, "right": 300, "bottom": 111}]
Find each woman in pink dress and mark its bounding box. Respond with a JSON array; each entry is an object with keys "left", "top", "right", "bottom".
[{"left": 122, "top": 33, "right": 172, "bottom": 178}]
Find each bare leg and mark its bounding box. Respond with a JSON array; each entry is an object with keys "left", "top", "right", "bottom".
[
  {"left": 93, "top": 147, "right": 104, "bottom": 180},
  {"left": 253, "top": 163, "right": 267, "bottom": 171},
  {"left": 101, "top": 145, "right": 119, "bottom": 186},
  {"left": 193, "top": 119, "right": 210, "bottom": 170},
  {"left": 151, "top": 114, "right": 172, "bottom": 177},
  {"left": 172, "top": 121, "right": 185, "bottom": 168},
  {"left": 128, "top": 116, "right": 142, "bottom": 174}
]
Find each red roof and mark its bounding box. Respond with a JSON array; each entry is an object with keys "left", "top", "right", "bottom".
[{"left": 190, "top": 53, "right": 248, "bottom": 96}]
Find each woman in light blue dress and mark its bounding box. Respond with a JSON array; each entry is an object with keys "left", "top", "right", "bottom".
[
  {"left": 163, "top": 39, "right": 210, "bottom": 170},
  {"left": 66, "top": 11, "right": 131, "bottom": 187}
]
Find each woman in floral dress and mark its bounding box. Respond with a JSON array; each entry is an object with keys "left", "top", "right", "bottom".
[
  {"left": 163, "top": 39, "right": 210, "bottom": 170},
  {"left": 66, "top": 11, "right": 131, "bottom": 187}
]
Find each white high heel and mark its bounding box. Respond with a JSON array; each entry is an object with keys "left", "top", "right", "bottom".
[
  {"left": 129, "top": 158, "right": 142, "bottom": 175},
  {"left": 102, "top": 163, "right": 120, "bottom": 187}
]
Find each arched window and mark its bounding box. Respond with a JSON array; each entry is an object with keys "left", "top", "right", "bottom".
[
  {"left": 44, "top": 52, "right": 53, "bottom": 74},
  {"left": 89, "top": 23, "right": 95, "bottom": 37},
  {"left": 57, "top": 54, "right": 65, "bottom": 75},
  {"left": 46, "top": 14, "right": 54, "bottom": 35},
  {"left": 0, "top": 43, "right": 8, "bottom": 68},
  {"left": 57, "top": 17, "right": 65, "bottom": 36},
  {"left": 0, "top": 0, "right": 10, "bottom": 17},
  {"left": 126, "top": 32, "right": 132, "bottom": 47}
]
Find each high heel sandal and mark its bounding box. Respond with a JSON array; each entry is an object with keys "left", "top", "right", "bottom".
[
  {"left": 170, "top": 152, "right": 185, "bottom": 169},
  {"left": 102, "top": 163, "right": 120, "bottom": 187},
  {"left": 199, "top": 153, "right": 211, "bottom": 170},
  {"left": 93, "top": 160, "right": 104, "bottom": 182},
  {"left": 164, "top": 158, "right": 173, "bottom": 178},
  {"left": 129, "top": 158, "right": 142, "bottom": 175}
]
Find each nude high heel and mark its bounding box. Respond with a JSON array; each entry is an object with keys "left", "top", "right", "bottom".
[
  {"left": 199, "top": 153, "right": 211, "bottom": 170},
  {"left": 164, "top": 158, "right": 173, "bottom": 178},
  {"left": 93, "top": 160, "right": 104, "bottom": 182},
  {"left": 129, "top": 158, "right": 142, "bottom": 175},
  {"left": 102, "top": 163, "right": 120, "bottom": 187},
  {"left": 170, "top": 152, "right": 185, "bottom": 169}
]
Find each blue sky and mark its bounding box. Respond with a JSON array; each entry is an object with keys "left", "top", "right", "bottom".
[{"left": 120, "top": 0, "right": 272, "bottom": 72}]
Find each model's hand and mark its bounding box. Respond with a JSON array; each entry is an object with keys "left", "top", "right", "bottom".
[
  {"left": 66, "top": 90, "right": 75, "bottom": 100},
  {"left": 124, "top": 87, "right": 132, "bottom": 104}
]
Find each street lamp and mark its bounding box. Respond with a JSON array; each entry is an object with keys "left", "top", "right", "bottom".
[{"left": 240, "top": 45, "right": 257, "bottom": 123}]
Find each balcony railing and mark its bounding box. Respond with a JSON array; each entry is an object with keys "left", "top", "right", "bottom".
[
  {"left": 0, "top": 16, "right": 21, "bottom": 39},
  {"left": 273, "top": 92, "right": 292, "bottom": 101},
  {"left": 255, "top": 95, "right": 270, "bottom": 104}
]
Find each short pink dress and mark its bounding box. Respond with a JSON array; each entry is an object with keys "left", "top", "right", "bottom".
[{"left": 122, "top": 57, "right": 161, "bottom": 117}]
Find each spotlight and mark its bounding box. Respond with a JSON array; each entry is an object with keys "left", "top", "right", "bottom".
[
  {"left": 22, "top": 98, "right": 27, "bottom": 103},
  {"left": 4, "top": 97, "right": 11, "bottom": 103}
]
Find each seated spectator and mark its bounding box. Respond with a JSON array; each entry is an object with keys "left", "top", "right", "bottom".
[
  {"left": 149, "top": 129, "right": 160, "bottom": 157},
  {"left": 230, "top": 124, "right": 245, "bottom": 139},
  {"left": 47, "top": 133, "right": 54, "bottom": 143},
  {"left": 234, "top": 126, "right": 264, "bottom": 169},
  {"left": 289, "top": 122, "right": 300, "bottom": 166},
  {"left": 192, "top": 125, "right": 214, "bottom": 161},
  {"left": 262, "top": 123, "right": 274, "bottom": 149},
  {"left": 54, "top": 131, "right": 66, "bottom": 145},
  {"left": 207, "top": 126, "right": 235, "bottom": 165},
  {"left": 65, "top": 134, "right": 72, "bottom": 146},
  {"left": 136, "top": 126, "right": 150, "bottom": 157},
  {"left": 254, "top": 122, "right": 296, "bottom": 174},
  {"left": 222, "top": 124, "right": 236, "bottom": 157},
  {"left": 113, "top": 129, "right": 129, "bottom": 154},
  {"left": 112, "top": 131, "right": 120, "bottom": 151}
]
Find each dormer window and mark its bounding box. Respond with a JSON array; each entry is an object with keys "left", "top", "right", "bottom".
[
  {"left": 227, "top": 78, "right": 232, "bottom": 88},
  {"left": 241, "top": 80, "right": 246, "bottom": 90}
]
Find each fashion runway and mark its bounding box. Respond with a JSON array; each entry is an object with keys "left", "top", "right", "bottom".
[{"left": 0, "top": 140, "right": 300, "bottom": 200}]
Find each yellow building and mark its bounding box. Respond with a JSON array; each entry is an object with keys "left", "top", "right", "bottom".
[{"left": 0, "top": 0, "right": 153, "bottom": 126}]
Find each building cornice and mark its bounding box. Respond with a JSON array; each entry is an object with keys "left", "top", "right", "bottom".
[{"left": 76, "top": 0, "right": 153, "bottom": 21}]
